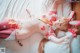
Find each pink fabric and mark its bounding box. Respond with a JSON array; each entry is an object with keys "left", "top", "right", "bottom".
[
  {"left": 0, "top": 20, "right": 9, "bottom": 30},
  {"left": 77, "top": 21, "right": 80, "bottom": 26},
  {"left": 49, "top": 11, "right": 57, "bottom": 15},
  {"left": 0, "top": 29, "right": 15, "bottom": 39},
  {"left": 68, "top": 29, "right": 77, "bottom": 38},
  {"left": 41, "top": 11, "right": 57, "bottom": 38},
  {"left": 0, "top": 28, "right": 15, "bottom": 34},
  {"left": 0, "top": 19, "right": 18, "bottom": 39},
  {"left": 40, "top": 26, "right": 46, "bottom": 31}
]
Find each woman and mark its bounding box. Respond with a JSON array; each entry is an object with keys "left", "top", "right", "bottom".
[{"left": 38, "top": 0, "right": 77, "bottom": 53}]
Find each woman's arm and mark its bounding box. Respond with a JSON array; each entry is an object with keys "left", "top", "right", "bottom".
[
  {"left": 16, "top": 25, "right": 40, "bottom": 40},
  {"left": 48, "top": 30, "right": 75, "bottom": 44},
  {"left": 48, "top": 35, "right": 70, "bottom": 43}
]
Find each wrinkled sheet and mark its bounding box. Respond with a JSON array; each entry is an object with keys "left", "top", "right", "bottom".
[{"left": 0, "top": 0, "right": 80, "bottom": 53}]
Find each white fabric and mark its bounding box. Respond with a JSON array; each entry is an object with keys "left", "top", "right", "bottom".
[
  {"left": 44, "top": 1, "right": 80, "bottom": 53},
  {"left": 44, "top": 31, "right": 73, "bottom": 53},
  {"left": 57, "top": 2, "right": 71, "bottom": 18},
  {"left": 71, "top": 35, "right": 80, "bottom": 53}
]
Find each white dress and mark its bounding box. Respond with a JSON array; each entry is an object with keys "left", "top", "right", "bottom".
[{"left": 44, "top": 31, "right": 73, "bottom": 53}]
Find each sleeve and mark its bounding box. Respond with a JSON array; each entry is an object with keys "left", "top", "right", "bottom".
[
  {"left": 65, "top": 31, "right": 74, "bottom": 42},
  {"left": 68, "top": 29, "right": 77, "bottom": 38},
  {"left": 48, "top": 11, "right": 57, "bottom": 23}
]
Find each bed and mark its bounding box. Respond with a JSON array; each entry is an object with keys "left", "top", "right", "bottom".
[{"left": 0, "top": 0, "right": 80, "bottom": 53}]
